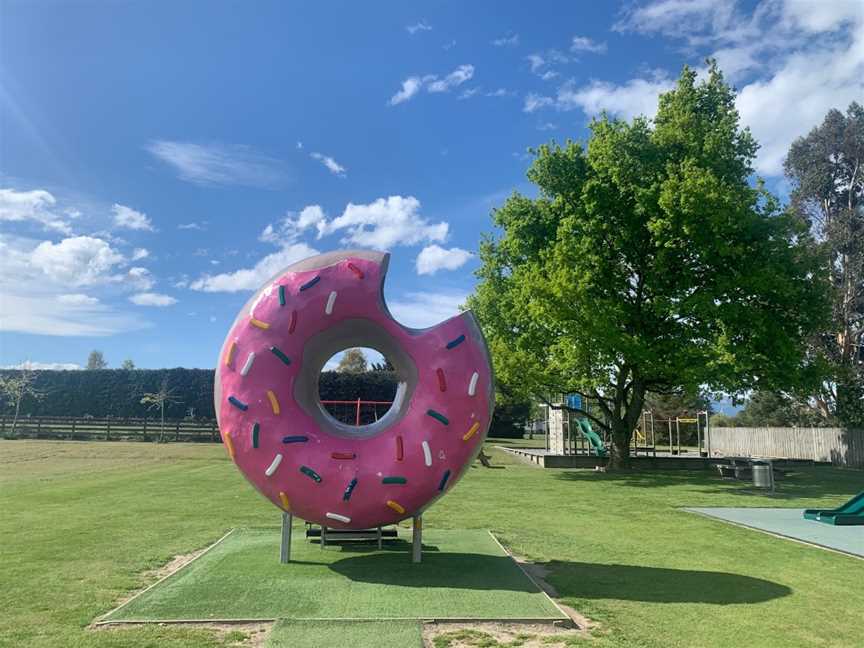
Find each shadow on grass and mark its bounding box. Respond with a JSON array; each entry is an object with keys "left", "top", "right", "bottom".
[
  {"left": 546, "top": 561, "right": 792, "bottom": 604},
  {"left": 552, "top": 468, "right": 862, "bottom": 500},
  {"left": 329, "top": 553, "right": 541, "bottom": 592}
]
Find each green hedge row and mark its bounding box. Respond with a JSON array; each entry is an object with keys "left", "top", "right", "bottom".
[{"left": 0, "top": 369, "right": 397, "bottom": 419}]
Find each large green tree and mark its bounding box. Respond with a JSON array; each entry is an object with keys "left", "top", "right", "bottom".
[
  {"left": 468, "top": 64, "right": 828, "bottom": 468},
  {"left": 784, "top": 102, "right": 864, "bottom": 426}
]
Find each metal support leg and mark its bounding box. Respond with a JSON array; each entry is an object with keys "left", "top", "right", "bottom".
[
  {"left": 280, "top": 512, "right": 293, "bottom": 564},
  {"left": 412, "top": 516, "right": 422, "bottom": 564}
]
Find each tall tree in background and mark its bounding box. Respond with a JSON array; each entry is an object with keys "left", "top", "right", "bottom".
[
  {"left": 140, "top": 379, "right": 180, "bottom": 443},
  {"left": 785, "top": 102, "right": 864, "bottom": 426},
  {"left": 121, "top": 358, "right": 136, "bottom": 370},
  {"left": 86, "top": 350, "right": 108, "bottom": 370},
  {"left": 469, "top": 63, "right": 828, "bottom": 468},
  {"left": 336, "top": 348, "right": 368, "bottom": 373},
  {"left": 0, "top": 365, "right": 43, "bottom": 436}
]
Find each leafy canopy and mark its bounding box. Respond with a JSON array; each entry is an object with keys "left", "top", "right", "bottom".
[{"left": 469, "top": 63, "right": 827, "bottom": 452}]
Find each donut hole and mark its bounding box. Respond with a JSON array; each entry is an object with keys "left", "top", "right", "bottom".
[{"left": 318, "top": 347, "right": 397, "bottom": 427}]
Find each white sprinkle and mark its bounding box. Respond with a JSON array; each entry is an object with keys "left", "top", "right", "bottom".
[
  {"left": 240, "top": 352, "right": 256, "bottom": 376},
  {"left": 325, "top": 290, "right": 337, "bottom": 315},
  {"left": 265, "top": 453, "right": 283, "bottom": 477},
  {"left": 326, "top": 512, "right": 351, "bottom": 523},
  {"left": 468, "top": 372, "right": 479, "bottom": 396},
  {"left": 422, "top": 441, "right": 432, "bottom": 467}
]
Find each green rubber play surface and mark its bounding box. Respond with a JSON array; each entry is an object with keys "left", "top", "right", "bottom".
[
  {"left": 101, "top": 527, "right": 564, "bottom": 622},
  {"left": 685, "top": 508, "right": 864, "bottom": 558}
]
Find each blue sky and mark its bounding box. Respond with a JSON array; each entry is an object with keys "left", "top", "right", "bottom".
[{"left": 1, "top": 1, "right": 862, "bottom": 370}]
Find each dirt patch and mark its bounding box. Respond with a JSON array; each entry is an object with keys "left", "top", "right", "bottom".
[{"left": 422, "top": 621, "right": 586, "bottom": 647}]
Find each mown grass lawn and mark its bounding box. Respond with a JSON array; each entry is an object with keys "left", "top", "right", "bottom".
[{"left": 0, "top": 439, "right": 861, "bottom": 647}]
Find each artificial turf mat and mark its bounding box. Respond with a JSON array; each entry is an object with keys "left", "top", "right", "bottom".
[
  {"left": 265, "top": 619, "right": 423, "bottom": 647},
  {"left": 102, "top": 527, "right": 564, "bottom": 622}
]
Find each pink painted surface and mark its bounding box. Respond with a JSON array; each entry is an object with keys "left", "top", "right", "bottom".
[{"left": 215, "top": 252, "right": 494, "bottom": 529}]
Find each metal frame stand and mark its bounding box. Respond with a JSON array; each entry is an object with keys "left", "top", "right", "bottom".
[
  {"left": 280, "top": 512, "right": 293, "bottom": 563},
  {"left": 412, "top": 515, "right": 422, "bottom": 563}
]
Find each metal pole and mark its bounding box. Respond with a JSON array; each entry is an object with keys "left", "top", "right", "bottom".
[
  {"left": 676, "top": 418, "right": 681, "bottom": 455},
  {"left": 280, "top": 512, "right": 293, "bottom": 563},
  {"left": 668, "top": 420, "right": 673, "bottom": 455},
  {"left": 355, "top": 398, "right": 361, "bottom": 427},
  {"left": 412, "top": 515, "right": 422, "bottom": 563}
]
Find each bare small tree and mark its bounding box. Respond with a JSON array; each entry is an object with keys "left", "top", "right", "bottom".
[
  {"left": 140, "top": 379, "right": 180, "bottom": 443},
  {"left": 0, "top": 365, "right": 43, "bottom": 437}
]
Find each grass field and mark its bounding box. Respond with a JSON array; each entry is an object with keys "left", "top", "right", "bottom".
[{"left": 1, "top": 439, "right": 862, "bottom": 647}]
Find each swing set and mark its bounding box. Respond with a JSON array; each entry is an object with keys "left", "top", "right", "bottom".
[{"left": 633, "top": 410, "right": 710, "bottom": 457}]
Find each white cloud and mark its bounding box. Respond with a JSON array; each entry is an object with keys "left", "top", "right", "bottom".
[
  {"left": 389, "top": 65, "right": 474, "bottom": 105},
  {"left": 0, "top": 188, "right": 72, "bottom": 234},
  {"left": 523, "top": 93, "right": 555, "bottom": 113},
  {"left": 492, "top": 33, "right": 519, "bottom": 47},
  {"left": 131, "top": 247, "right": 150, "bottom": 260},
  {"left": 406, "top": 21, "right": 432, "bottom": 35},
  {"left": 1, "top": 235, "right": 148, "bottom": 337},
  {"left": 416, "top": 245, "right": 473, "bottom": 275},
  {"left": 527, "top": 54, "right": 546, "bottom": 72},
  {"left": 178, "top": 222, "right": 206, "bottom": 231},
  {"left": 112, "top": 203, "right": 154, "bottom": 231},
  {"left": 296, "top": 141, "right": 303, "bottom": 150},
  {"left": 556, "top": 74, "right": 675, "bottom": 120},
  {"left": 571, "top": 36, "right": 607, "bottom": 54},
  {"left": 189, "top": 242, "right": 319, "bottom": 293},
  {"left": 2, "top": 361, "right": 83, "bottom": 370},
  {"left": 30, "top": 236, "right": 126, "bottom": 287},
  {"left": 58, "top": 293, "right": 99, "bottom": 306},
  {"left": 129, "top": 292, "right": 177, "bottom": 307},
  {"left": 388, "top": 291, "right": 469, "bottom": 329},
  {"left": 319, "top": 196, "right": 448, "bottom": 249},
  {"left": 443, "top": 40, "right": 456, "bottom": 51},
  {"left": 126, "top": 267, "right": 155, "bottom": 291},
  {"left": 428, "top": 65, "right": 474, "bottom": 93},
  {"left": 146, "top": 140, "right": 288, "bottom": 187},
  {"left": 389, "top": 77, "right": 424, "bottom": 105},
  {"left": 310, "top": 152, "right": 347, "bottom": 177}
]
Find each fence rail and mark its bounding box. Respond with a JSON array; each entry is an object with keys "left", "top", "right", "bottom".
[
  {"left": 0, "top": 415, "right": 220, "bottom": 443},
  {"left": 709, "top": 427, "right": 864, "bottom": 468}
]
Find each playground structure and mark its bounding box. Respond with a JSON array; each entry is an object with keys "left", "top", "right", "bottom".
[
  {"left": 544, "top": 395, "right": 710, "bottom": 459},
  {"left": 214, "top": 250, "right": 494, "bottom": 563},
  {"left": 804, "top": 491, "right": 864, "bottom": 526}
]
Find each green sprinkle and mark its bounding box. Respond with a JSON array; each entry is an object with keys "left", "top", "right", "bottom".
[
  {"left": 270, "top": 346, "right": 291, "bottom": 365},
  {"left": 426, "top": 409, "right": 449, "bottom": 426},
  {"left": 278, "top": 285, "right": 286, "bottom": 306},
  {"left": 252, "top": 422, "right": 260, "bottom": 448},
  {"left": 382, "top": 476, "right": 407, "bottom": 485}
]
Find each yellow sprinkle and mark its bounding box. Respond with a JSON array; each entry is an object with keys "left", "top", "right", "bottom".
[
  {"left": 223, "top": 430, "right": 235, "bottom": 459},
  {"left": 463, "top": 421, "right": 480, "bottom": 441},
  {"left": 267, "top": 390, "right": 281, "bottom": 415},
  {"left": 224, "top": 340, "right": 237, "bottom": 366},
  {"left": 250, "top": 318, "right": 270, "bottom": 330},
  {"left": 386, "top": 500, "right": 405, "bottom": 515},
  {"left": 279, "top": 492, "right": 291, "bottom": 511}
]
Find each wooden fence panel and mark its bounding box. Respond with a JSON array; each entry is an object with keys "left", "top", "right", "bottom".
[
  {"left": 0, "top": 416, "right": 220, "bottom": 443},
  {"left": 709, "top": 427, "right": 864, "bottom": 468}
]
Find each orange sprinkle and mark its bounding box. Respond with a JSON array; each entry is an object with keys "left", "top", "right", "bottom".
[
  {"left": 223, "top": 430, "right": 235, "bottom": 459},
  {"left": 250, "top": 318, "right": 270, "bottom": 330},
  {"left": 278, "top": 491, "right": 291, "bottom": 511},
  {"left": 347, "top": 262, "right": 364, "bottom": 279},
  {"left": 386, "top": 500, "right": 406, "bottom": 515},
  {"left": 267, "top": 390, "right": 281, "bottom": 415},
  {"left": 224, "top": 340, "right": 237, "bottom": 366},
  {"left": 463, "top": 421, "right": 480, "bottom": 441},
  {"left": 331, "top": 452, "right": 356, "bottom": 460},
  {"left": 288, "top": 310, "right": 297, "bottom": 334}
]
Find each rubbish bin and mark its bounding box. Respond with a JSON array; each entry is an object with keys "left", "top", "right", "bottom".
[{"left": 751, "top": 460, "right": 774, "bottom": 491}]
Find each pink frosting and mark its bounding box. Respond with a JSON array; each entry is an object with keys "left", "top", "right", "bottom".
[{"left": 215, "top": 253, "right": 493, "bottom": 529}]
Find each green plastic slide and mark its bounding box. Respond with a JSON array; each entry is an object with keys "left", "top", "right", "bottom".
[
  {"left": 803, "top": 491, "right": 864, "bottom": 526},
  {"left": 577, "top": 418, "right": 608, "bottom": 457}
]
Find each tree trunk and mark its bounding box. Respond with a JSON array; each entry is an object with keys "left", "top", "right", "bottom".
[
  {"left": 609, "top": 422, "right": 633, "bottom": 469},
  {"left": 10, "top": 398, "right": 21, "bottom": 437},
  {"left": 158, "top": 403, "right": 166, "bottom": 443}
]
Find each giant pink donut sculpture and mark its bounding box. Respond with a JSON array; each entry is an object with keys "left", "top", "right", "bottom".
[{"left": 215, "top": 250, "right": 494, "bottom": 529}]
